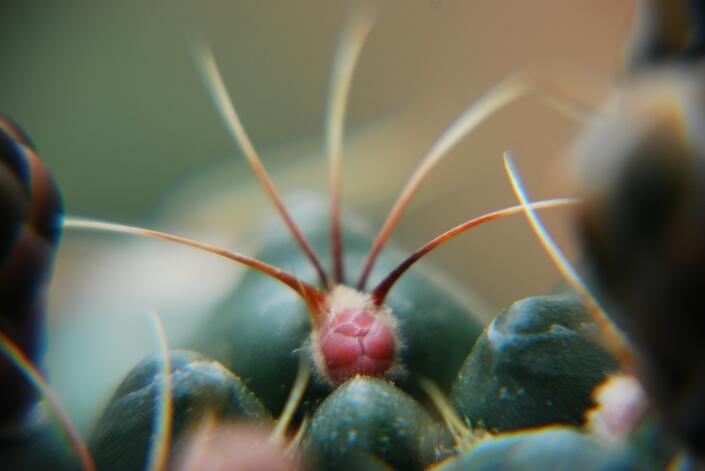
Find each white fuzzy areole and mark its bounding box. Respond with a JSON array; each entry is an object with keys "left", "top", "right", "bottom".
[
  {"left": 325, "top": 285, "right": 372, "bottom": 319},
  {"left": 325, "top": 285, "right": 398, "bottom": 330}
]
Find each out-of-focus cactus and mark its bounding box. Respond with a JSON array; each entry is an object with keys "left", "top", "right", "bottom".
[
  {"left": 90, "top": 350, "right": 270, "bottom": 470},
  {"left": 0, "top": 116, "right": 71, "bottom": 471},
  {"left": 433, "top": 426, "right": 626, "bottom": 471},
  {"left": 0, "top": 114, "right": 63, "bottom": 425},
  {"left": 626, "top": 0, "right": 705, "bottom": 71},
  {"left": 576, "top": 0, "right": 705, "bottom": 459}
]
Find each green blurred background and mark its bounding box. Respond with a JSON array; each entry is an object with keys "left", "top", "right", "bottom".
[
  {"left": 1, "top": 0, "right": 635, "bottom": 305},
  {"left": 0, "top": 1, "right": 630, "bottom": 215}
]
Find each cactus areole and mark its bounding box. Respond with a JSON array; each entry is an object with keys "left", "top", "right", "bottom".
[{"left": 312, "top": 286, "right": 399, "bottom": 384}]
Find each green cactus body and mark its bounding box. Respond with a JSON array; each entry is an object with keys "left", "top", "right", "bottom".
[
  {"left": 434, "top": 426, "right": 627, "bottom": 471},
  {"left": 450, "top": 295, "right": 619, "bottom": 433},
  {"left": 90, "top": 350, "right": 270, "bottom": 470},
  {"left": 303, "top": 376, "right": 451, "bottom": 471}
]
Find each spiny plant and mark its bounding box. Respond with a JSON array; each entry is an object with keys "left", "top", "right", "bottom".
[
  {"left": 4, "top": 0, "right": 705, "bottom": 470},
  {"left": 0, "top": 7, "right": 616, "bottom": 471}
]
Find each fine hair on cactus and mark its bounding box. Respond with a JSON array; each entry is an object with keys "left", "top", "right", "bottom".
[{"left": 61, "top": 15, "right": 583, "bottom": 386}]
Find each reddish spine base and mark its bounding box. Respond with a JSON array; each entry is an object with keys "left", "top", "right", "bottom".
[
  {"left": 319, "top": 308, "right": 396, "bottom": 384},
  {"left": 311, "top": 286, "right": 400, "bottom": 385}
]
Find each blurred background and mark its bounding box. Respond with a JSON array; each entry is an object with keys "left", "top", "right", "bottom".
[{"left": 0, "top": 0, "right": 635, "bottom": 432}]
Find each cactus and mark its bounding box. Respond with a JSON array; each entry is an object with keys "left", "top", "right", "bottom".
[{"left": 2, "top": 1, "right": 705, "bottom": 470}]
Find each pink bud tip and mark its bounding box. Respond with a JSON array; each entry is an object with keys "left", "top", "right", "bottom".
[{"left": 318, "top": 308, "right": 396, "bottom": 384}]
